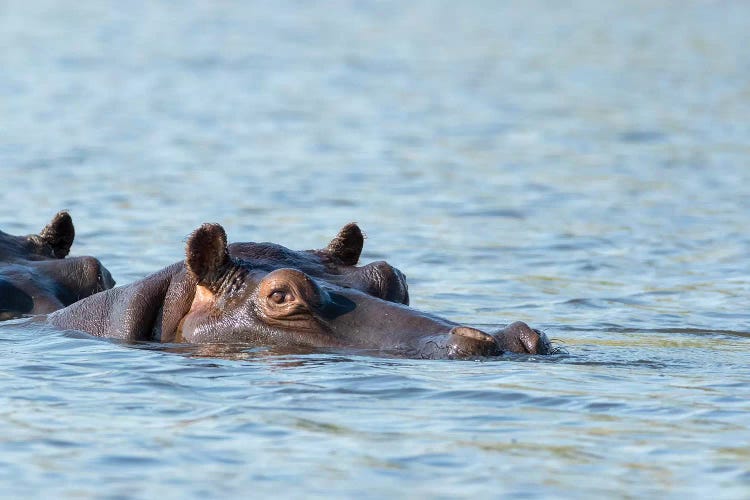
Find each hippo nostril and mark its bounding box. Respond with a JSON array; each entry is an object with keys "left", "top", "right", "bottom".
[
  {"left": 447, "top": 326, "right": 502, "bottom": 358},
  {"left": 532, "top": 329, "right": 552, "bottom": 355},
  {"left": 450, "top": 326, "right": 496, "bottom": 344},
  {"left": 492, "top": 321, "right": 550, "bottom": 355},
  {"left": 504, "top": 321, "right": 541, "bottom": 354},
  {"left": 520, "top": 330, "right": 539, "bottom": 354}
]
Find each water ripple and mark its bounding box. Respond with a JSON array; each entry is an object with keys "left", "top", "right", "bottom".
[{"left": 2, "top": 0, "right": 750, "bottom": 497}]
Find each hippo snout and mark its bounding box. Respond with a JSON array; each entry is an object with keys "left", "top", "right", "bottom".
[{"left": 420, "top": 322, "right": 552, "bottom": 359}]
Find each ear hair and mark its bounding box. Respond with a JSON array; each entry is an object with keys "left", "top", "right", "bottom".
[
  {"left": 185, "top": 223, "right": 231, "bottom": 287},
  {"left": 326, "top": 222, "right": 364, "bottom": 266},
  {"left": 39, "top": 211, "right": 75, "bottom": 258}
]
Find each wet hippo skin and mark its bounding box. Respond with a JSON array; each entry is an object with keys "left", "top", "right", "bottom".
[
  {"left": 0, "top": 211, "right": 115, "bottom": 320},
  {"left": 228, "top": 222, "right": 409, "bottom": 306},
  {"left": 47, "top": 223, "right": 552, "bottom": 358}
]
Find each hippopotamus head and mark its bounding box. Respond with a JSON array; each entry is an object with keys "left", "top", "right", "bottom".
[
  {"left": 177, "top": 223, "right": 551, "bottom": 358},
  {"left": 0, "top": 211, "right": 115, "bottom": 319},
  {"left": 228, "top": 222, "right": 409, "bottom": 305}
]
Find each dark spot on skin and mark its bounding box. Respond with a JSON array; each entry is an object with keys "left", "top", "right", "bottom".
[
  {"left": 317, "top": 292, "right": 356, "bottom": 320},
  {"left": 0, "top": 279, "right": 34, "bottom": 314}
]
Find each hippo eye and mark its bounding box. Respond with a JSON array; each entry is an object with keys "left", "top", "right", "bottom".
[{"left": 269, "top": 290, "right": 290, "bottom": 304}]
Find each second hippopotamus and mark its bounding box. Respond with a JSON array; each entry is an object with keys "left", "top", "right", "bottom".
[{"left": 1, "top": 211, "right": 115, "bottom": 320}]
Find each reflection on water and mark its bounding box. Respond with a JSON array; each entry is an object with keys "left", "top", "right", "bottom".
[{"left": 1, "top": 0, "right": 749, "bottom": 497}]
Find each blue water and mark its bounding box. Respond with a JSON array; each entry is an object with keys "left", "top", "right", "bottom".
[{"left": 1, "top": 1, "right": 749, "bottom": 497}]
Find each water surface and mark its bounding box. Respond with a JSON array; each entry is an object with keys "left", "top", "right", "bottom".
[{"left": 1, "top": 1, "right": 749, "bottom": 498}]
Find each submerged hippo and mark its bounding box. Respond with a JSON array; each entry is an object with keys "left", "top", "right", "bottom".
[
  {"left": 47, "top": 223, "right": 551, "bottom": 359},
  {"left": 0, "top": 211, "right": 115, "bottom": 320}
]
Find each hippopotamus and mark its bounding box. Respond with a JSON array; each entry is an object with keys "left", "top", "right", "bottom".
[
  {"left": 46, "top": 223, "right": 552, "bottom": 359},
  {"left": 0, "top": 211, "right": 115, "bottom": 320}
]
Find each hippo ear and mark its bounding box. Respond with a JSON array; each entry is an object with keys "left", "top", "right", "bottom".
[
  {"left": 325, "top": 222, "right": 363, "bottom": 266},
  {"left": 39, "top": 211, "right": 75, "bottom": 258},
  {"left": 185, "top": 223, "right": 231, "bottom": 287}
]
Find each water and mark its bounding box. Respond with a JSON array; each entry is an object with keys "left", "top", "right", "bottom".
[{"left": 1, "top": 0, "right": 749, "bottom": 497}]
